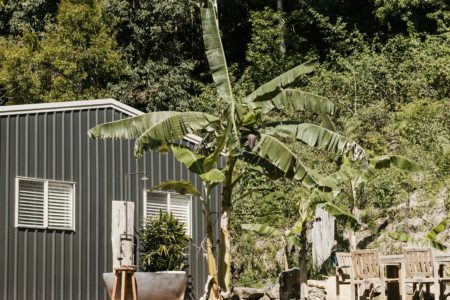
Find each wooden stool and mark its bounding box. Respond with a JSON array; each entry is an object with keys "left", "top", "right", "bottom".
[{"left": 111, "top": 266, "right": 137, "bottom": 300}]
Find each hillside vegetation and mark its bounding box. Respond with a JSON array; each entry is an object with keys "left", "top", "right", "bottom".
[{"left": 0, "top": 0, "right": 448, "bottom": 287}]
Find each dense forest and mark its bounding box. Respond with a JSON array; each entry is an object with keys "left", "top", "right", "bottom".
[{"left": 1, "top": 0, "right": 449, "bottom": 287}]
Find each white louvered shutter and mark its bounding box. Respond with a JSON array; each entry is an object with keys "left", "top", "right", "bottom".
[
  {"left": 146, "top": 192, "right": 169, "bottom": 217},
  {"left": 17, "top": 179, "right": 45, "bottom": 227},
  {"left": 48, "top": 182, "right": 73, "bottom": 229},
  {"left": 169, "top": 194, "right": 191, "bottom": 235}
]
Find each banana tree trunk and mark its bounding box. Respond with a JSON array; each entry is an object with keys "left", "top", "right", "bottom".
[
  {"left": 299, "top": 221, "right": 309, "bottom": 300},
  {"left": 205, "top": 184, "right": 220, "bottom": 299},
  {"left": 348, "top": 180, "right": 360, "bottom": 250},
  {"left": 218, "top": 158, "right": 236, "bottom": 294}
]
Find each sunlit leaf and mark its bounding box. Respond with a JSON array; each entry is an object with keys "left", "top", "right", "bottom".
[
  {"left": 425, "top": 217, "right": 448, "bottom": 241},
  {"left": 88, "top": 111, "right": 180, "bottom": 140},
  {"left": 149, "top": 180, "right": 200, "bottom": 196},
  {"left": 388, "top": 232, "right": 417, "bottom": 244},
  {"left": 200, "top": 168, "right": 225, "bottom": 183}
]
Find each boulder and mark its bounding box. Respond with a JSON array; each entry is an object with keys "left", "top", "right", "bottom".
[
  {"left": 234, "top": 287, "right": 265, "bottom": 300},
  {"left": 279, "top": 268, "right": 301, "bottom": 300},
  {"left": 264, "top": 284, "right": 280, "bottom": 300},
  {"left": 306, "top": 287, "right": 326, "bottom": 300}
]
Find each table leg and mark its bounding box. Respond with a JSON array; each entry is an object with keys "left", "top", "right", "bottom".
[
  {"left": 400, "top": 262, "right": 407, "bottom": 300},
  {"left": 121, "top": 270, "right": 126, "bottom": 300},
  {"left": 434, "top": 263, "right": 441, "bottom": 300},
  {"left": 131, "top": 272, "right": 137, "bottom": 300},
  {"left": 111, "top": 273, "right": 118, "bottom": 300}
]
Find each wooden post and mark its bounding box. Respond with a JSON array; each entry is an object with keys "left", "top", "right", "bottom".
[
  {"left": 311, "top": 207, "right": 335, "bottom": 268},
  {"left": 112, "top": 201, "right": 135, "bottom": 269}
]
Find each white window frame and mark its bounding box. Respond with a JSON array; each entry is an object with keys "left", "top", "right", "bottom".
[
  {"left": 143, "top": 190, "right": 192, "bottom": 236},
  {"left": 15, "top": 176, "right": 76, "bottom": 231}
]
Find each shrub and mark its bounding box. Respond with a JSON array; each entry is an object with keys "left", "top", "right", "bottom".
[{"left": 140, "top": 211, "right": 190, "bottom": 272}]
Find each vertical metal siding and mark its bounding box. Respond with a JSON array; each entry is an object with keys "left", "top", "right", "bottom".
[{"left": 0, "top": 107, "right": 211, "bottom": 300}]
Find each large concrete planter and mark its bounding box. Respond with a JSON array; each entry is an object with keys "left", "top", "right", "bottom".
[{"left": 103, "top": 271, "right": 187, "bottom": 300}]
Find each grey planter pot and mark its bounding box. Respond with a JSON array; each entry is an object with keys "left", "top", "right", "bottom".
[{"left": 103, "top": 271, "right": 187, "bottom": 300}]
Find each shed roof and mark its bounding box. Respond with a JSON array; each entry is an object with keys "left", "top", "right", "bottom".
[{"left": 0, "top": 98, "right": 202, "bottom": 144}]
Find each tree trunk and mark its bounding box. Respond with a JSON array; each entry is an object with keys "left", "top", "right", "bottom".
[
  {"left": 276, "top": 0, "right": 286, "bottom": 54},
  {"left": 218, "top": 157, "right": 236, "bottom": 294},
  {"left": 205, "top": 184, "right": 220, "bottom": 299},
  {"left": 299, "top": 222, "right": 309, "bottom": 300}
]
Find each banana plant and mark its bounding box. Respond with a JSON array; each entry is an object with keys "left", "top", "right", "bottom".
[
  {"left": 389, "top": 217, "right": 449, "bottom": 251},
  {"left": 241, "top": 190, "right": 358, "bottom": 299},
  {"left": 310, "top": 154, "right": 423, "bottom": 250},
  {"left": 89, "top": 0, "right": 365, "bottom": 296},
  {"left": 149, "top": 169, "right": 225, "bottom": 300}
]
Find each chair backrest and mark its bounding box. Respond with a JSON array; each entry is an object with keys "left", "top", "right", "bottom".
[
  {"left": 336, "top": 252, "right": 352, "bottom": 276},
  {"left": 351, "top": 249, "right": 381, "bottom": 280},
  {"left": 403, "top": 247, "right": 434, "bottom": 278}
]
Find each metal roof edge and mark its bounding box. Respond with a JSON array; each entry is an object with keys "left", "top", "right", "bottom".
[
  {"left": 0, "top": 98, "right": 143, "bottom": 116},
  {"left": 0, "top": 98, "right": 204, "bottom": 145}
]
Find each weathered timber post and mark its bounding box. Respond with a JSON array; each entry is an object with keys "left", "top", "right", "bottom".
[{"left": 112, "top": 201, "right": 135, "bottom": 269}]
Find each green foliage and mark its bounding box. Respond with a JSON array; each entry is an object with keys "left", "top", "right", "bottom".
[
  {"left": 374, "top": 0, "right": 450, "bottom": 33},
  {"left": 109, "top": 60, "right": 195, "bottom": 112},
  {"left": 0, "top": 0, "right": 127, "bottom": 104},
  {"left": 140, "top": 211, "right": 191, "bottom": 272},
  {"left": 0, "top": 0, "right": 59, "bottom": 35}
]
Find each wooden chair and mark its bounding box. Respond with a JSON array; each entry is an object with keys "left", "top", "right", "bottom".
[
  {"left": 402, "top": 247, "right": 438, "bottom": 300},
  {"left": 336, "top": 252, "right": 352, "bottom": 299},
  {"left": 351, "top": 249, "right": 397, "bottom": 300}
]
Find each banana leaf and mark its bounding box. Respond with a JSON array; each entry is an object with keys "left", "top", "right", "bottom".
[
  {"left": 88, "top": 111, "right": 180, "bottom": 140},
  {"left": 244, "top": 60, "right": 319, "bottom": 103},
  {"left": 170, "top": 145, "right": 206, "bottom": 175},
  {"left": 317, "top": 201, "right": 360, "bottom": 230},
  {"left": 252, "top": 134, "right": 316, "bottom": 186},
  {"left": 247, "top": 89, "right": 335, "bottom": 116},
  {"left": 423, "top": 239, "right": 447, "bottom": 251},
  {"left": 149, "top": 180, "right": 200, "bottom": 196},
  {"left": 200, "top": 0, "right": 233, "bottom": 103},
  {"left": 200, "top": 169, "right": 225, "bottom": 183},
  {"left": 134, "top": 112, "right": 219, "bottom": 157},
  {"left": 425, "top": 217, "right": 448, "bottom": 241},
  {"left": 369, "top": 155, "right": 423, "bottom": 172},
  {"left": 272, "top": 123, "right": 365, "bottom": 161},
  {"left": 388, "top": 232, "right": 417, "bottom": 244}
]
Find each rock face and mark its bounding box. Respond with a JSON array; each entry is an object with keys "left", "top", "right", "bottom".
[{"left": 279, "top": 268, "right": 301, "bottom": 300}]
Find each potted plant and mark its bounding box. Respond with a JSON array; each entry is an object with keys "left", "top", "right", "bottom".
[{"left": 103, "top": 211, "right": 190, "bottom": 300}]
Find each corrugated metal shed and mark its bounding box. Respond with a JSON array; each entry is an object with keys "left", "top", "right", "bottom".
[{"left": 0, "top": 99, "right": 220, "bottom": 299}]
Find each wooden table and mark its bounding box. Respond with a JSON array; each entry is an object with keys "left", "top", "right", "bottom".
[{"left": 380, "top": 254, "right": 450, "bottom": 300}]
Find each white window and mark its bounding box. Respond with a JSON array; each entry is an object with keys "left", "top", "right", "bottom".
[
  {"left": 144, "top": 191, "right": 191, "bottom": 236},
  {"left": 15, "top": 177, "right": 75, "bottom": 230}
]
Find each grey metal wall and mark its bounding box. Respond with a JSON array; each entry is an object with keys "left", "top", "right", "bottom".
[{"left": 0, "top": 107, "right": 220, "bottom": 300}]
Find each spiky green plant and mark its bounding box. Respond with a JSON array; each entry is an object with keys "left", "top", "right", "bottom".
[{"left": 140, "top": 211, "right": 191, "bottom": 272}]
